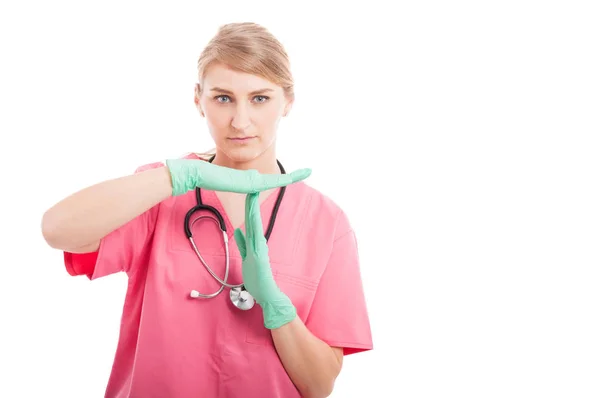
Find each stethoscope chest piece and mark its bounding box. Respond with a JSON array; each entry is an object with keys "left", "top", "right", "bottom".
[{"left": 230, "top": 286, "right": 255, "bottom": 310}]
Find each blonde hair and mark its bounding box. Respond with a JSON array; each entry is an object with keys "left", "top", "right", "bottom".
[
  {"left": 193, "top": 22, "right": 294, "bottom": 160},
  {"left": 196, "top": 22, "right": 295, "bottom": 100}
]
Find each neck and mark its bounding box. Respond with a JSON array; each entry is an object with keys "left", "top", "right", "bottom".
[{"left": 212, "top": 147, "right": 280, "bottom": 175}]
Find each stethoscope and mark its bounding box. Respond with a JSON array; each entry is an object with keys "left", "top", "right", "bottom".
[{"left": 186, "top": 156, "right": 286, "bottom": 310}]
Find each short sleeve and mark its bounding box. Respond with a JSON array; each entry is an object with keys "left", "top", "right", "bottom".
[
  {"left": 63, "top": 162, "right": 164, "bottom": 280},
  {"left": 305, "top": 211, "right": 373, "bottom": 355}
]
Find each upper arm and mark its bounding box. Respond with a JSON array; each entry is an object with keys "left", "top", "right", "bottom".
[
  {"left": 62, "top": 161, "right": 164, "bottom": 280},
  {"left": 67, "top": 240, "right": 100, "bottom": 254},
  {"left": 332, "top": 346, "right": 343, "bottom": 366}
]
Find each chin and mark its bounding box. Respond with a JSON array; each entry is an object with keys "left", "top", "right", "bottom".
[{"left": 221, "top": 146, "right": 263, "bottom": 164}]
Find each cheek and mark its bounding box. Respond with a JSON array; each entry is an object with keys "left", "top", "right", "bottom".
[
  {"left": 204, "top": 104, "right": 230, "bottom": 129},
  {"left": 255, "top": 105, "right": 282, "bottom": 127}
]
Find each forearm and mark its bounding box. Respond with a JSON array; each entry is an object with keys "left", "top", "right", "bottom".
[
  {"left": 42, "top": 166, "right": 173, "bottom": 251},
  {"left": 271, "top": 316, "right": 342, "bottom": 398}
]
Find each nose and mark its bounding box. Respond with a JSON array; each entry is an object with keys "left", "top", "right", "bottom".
[{"left": 231, "top": 103, "right": 251, "bottom": 131}]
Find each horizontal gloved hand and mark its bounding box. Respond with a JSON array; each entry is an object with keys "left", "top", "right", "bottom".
[
  {"left": 234, "top": 193, "right": 297, "bottom": 329},
  {"left": 165, "top": 158, "right": 311, "bottom": 196}
]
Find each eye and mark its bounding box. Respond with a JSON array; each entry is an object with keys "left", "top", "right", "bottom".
[
  {"left": 215, "top": 95, "right": 231, "bottom": 103},
  {"left": 253, "top": 95, "right": 270, "bottom": 103}
]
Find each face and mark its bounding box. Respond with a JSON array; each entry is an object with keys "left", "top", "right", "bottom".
[{"left": 195, "top": 63, "right": 293, "bottom": 165}]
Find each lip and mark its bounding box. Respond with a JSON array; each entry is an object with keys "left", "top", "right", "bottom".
[{"left": 228, "top": 136, "right": 255, "bottom": 141}]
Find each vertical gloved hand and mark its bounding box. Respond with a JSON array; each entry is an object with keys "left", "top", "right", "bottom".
[{"left": 234, "top": 193, "right": 297, "bottom": 329}]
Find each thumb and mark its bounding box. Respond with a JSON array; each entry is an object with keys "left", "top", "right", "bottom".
[{"left": 234, "top": 228, "right": 247, "bottom": 259}]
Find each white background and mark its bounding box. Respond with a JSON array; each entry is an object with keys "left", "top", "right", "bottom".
[{"left": 1, "top": 1, "right": 599, "bottom": 397}]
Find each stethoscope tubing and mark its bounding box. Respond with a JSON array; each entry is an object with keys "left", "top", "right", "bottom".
[{"left": 185, "top": 157, "right": 287, "bottom": 306}]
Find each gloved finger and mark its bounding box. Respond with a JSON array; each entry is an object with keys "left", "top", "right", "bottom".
[
  {"left": 244, "top": 192, "right": 262, "bottom": 247},
  {"left": 255, "top": 168, "right": 312, "bottom": 191},
  {"left": 287, "top": 168, "right": 312, "bottom": 183},
  {"left": 233, "top": 228, "right": 247, "bottom": 259}
]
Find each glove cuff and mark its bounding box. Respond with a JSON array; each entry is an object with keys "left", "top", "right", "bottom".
[
  {"left": 165, "top": 159, "right": 202, "bottom": 196},
  {"left": 261, "top": 295, "right": 297, "bottom": 329}
]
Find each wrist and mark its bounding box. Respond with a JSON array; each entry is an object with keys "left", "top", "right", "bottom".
[
  {"left": 165, "top": 159, "right": 201, "bottom": 196},
  {"left": 260, "top": 294, "right": 297, "bottom": 329}
]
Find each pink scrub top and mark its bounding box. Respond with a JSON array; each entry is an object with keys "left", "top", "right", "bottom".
[{"left": 63, "top": 154, "right": 373, "bottom": 398}]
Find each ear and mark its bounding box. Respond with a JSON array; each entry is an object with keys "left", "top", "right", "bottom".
[
  {"left": 283, "top": 99, "right": 294, "bottom": 117},
  {"left": 194, "top": 83, "right": 205, "bottom": 117}
]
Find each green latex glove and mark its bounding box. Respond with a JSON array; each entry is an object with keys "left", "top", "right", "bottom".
[
  {"left": 165, "top": 158, "right": 311, "bottom": 196},
  {"left": 234, "top": 193, "right": 297, "bottom": 329}
]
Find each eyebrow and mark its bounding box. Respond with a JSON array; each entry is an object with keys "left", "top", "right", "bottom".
[{"left": 209, "top": 87, "right": 274, "bottom": 95}]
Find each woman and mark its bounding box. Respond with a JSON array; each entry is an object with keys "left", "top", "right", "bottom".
[{"left": 41, "top": 22, "right": 372, "bottom": 398}]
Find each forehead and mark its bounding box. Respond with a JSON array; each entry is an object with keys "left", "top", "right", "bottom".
[{"left": 202, "top": 63, "right": 280, "bottom": 93}]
